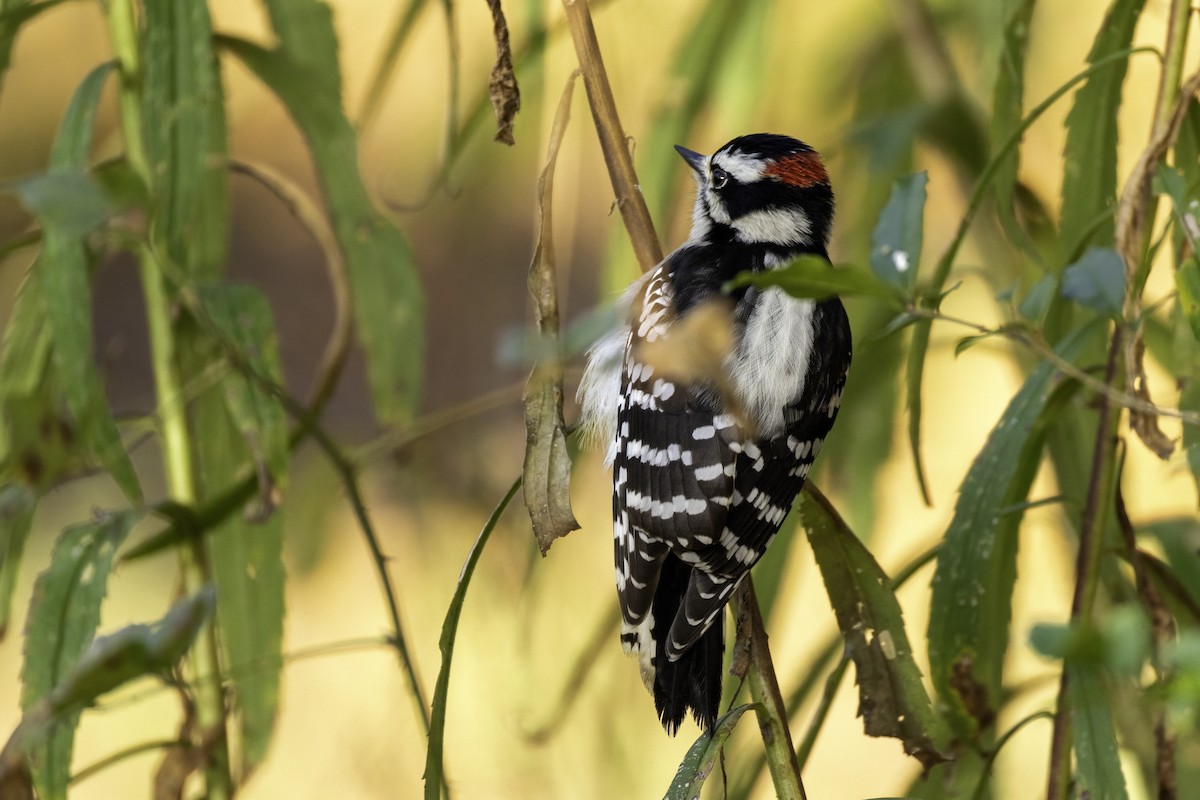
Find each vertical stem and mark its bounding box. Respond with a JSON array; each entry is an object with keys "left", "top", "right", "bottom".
[
  {"left": 735, "top": 578, "right": 807, "bottom": 800},
  {"left": 560, "top": 0, "right": 662, "bottom": 271},
  {"left": 105, "top": 1, "right": 231, "bottom": 795},
  {"left": 1045, "top": 332, "right": 1124, "bottom": 800}
]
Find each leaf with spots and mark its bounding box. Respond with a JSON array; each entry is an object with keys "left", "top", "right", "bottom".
[
  {"left": 662, "top": 703, "right": 757, "bottom": 800},
  {"left": 2, "top": 590, "right": 212, "bottom": 794},
  {"left": 19, "top": 510, "right": 138, "bottom": 800},
  {"left": 15, "top": 63, "right": 140, "bottom": 503},
  {"left": 1069, "top": 663, "right": 1130, "bottom": 799},
  {"left": 523, "top": 73, "right": 579, "bottom": 555},
  {"left": 927, "top": 322, "right": 1096, "bottom": 738},
  {"left": 870, "top": 171, "right": 926, "bottom": 293},
  {"left": 180, "top": 310, "right": 285, "bottom": 774},
  {"left": 800, "top": 485, "right": 948, "bottom": 768}
]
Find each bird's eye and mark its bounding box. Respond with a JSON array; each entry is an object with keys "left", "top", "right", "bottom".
[{"left": 711, "top": 168, "right": 729, "bottom": 190}]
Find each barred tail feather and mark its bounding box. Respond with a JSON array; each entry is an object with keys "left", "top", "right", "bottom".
[{"left": 651, "top": 554, "right": 723, "bottom": 734}]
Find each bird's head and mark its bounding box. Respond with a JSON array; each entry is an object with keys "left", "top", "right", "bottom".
[{"left": 675, "top": 133, "right": 834, "bottom": 254}]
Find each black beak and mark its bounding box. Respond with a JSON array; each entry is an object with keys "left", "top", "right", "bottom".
[{"left": 674, "top": 145, "right": 707, "bottom": 174}]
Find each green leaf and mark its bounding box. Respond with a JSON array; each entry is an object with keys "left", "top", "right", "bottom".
[
  {"left": 1061, "top": 247, "right": 1126, "bottom": 317},
  {"left": 219, "top": 28, "right": 423, "bottom": 426},
  {"left": 1068, "top": 663, "right": 1130, "bottom": 800},
  {"left": 725, "top": 255, "right": 900, "bottom": 303},
  {"left": 197, "top": 284, "right": 289, "bottom": 492},
  {"left": 27, "top": 64, "right": 140, "bottom": 503},
  {"left": 990, "top": 0, "right": 1039, "bottom": 253},
  {"left": 1029, "top": 609, "right": 1149, "bottom": 676},
  {"left": 20, "top": 510, "right": 138, "bottom": 800},
  {"left": 800, "top": 487, "right": 948, "bottom": 768},
  {"left": 1177, "top": 257, "right": 1200, "bottom": 342},
  {"left": 927, "top": 323, "right": 1094, "bottom": 737},
  {"left": 45, "top": 588, "right": 214, "bottom": 714},
  {"left": 181, "top": 319, "right": 285, "bottom": 774},
  {"left": 1059, "top": 0, "right": 1147, "bottom": 253},
  {"left": 10, "top": 172, "right": 111, "bottom": 237},
  {"left": 142, "top": 0, "right": 229, "bottom": 280},
  {"left": 425, "top": 478, "right": 522, "bottom": 800},
  {"left": 1183, "top": 381, "right": 1200, "bottom": 506},
  {"left": 870, "top": 172, "right": 926, "bottom": 292},
  {"left": 662, "top": 704, "right": 756, "bottom": 800},
  {"left": 0, "top": 483, "right": 35, "bottom": 639},
  {"left": 1018, "top": 274, "right": 1057, "bottom": 322},
  {"left": 4, "top": 589, "right": 213, "bottom": 790}
]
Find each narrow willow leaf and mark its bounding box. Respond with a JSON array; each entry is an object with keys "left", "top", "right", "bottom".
[
  {"left": 523, "top": 73, "right": 579, "bottom": 554},
  {"left": 928, "top": 324, "right": 1095, "bottom": 737},
  {"left": 870, "top": 172, "right": 926, "bottom": 292},
  {"left": 726, "top": 255, "right": 900, "bottom": 303},
  {"left": 142, "top": 0, "right": 229, "bottom": 280},
  {"left": 1059, "top": 0, "right": 1147, "bottom": 253},
  {"left": 1068, "top": 663, "right": 1130, "bottom": 800},
  {"left": 662, "top": 704, "right": 756, "bottom": 800},
  {"left": 425, "top": 478, "right": 522, "bottom": 800},
  {"left": 181, "top": 321, "right": 285, "bottom": 774},
  {"left": 197, "top": 285, "right": 289, "bottom": 493},
  {"left": 1184, "top": 377, "right": 1200, "bottom": 501},
  {"left": 3, "top": 589, "right": 212, "bottom": 794},
  {"left": 0, "top": 271, "right": 53, "bottom": 472},
  {"left": 1, "top": 0, "right": 72, "bottom": 87},
  {"left": 220, "top": 34, "right": 423, "bottom": 424},
  {"left": 20, "top": 510, "right": 138, "bottom": 800},
  {"left": 990, "top": 0, "right": 1038, "bottom": 252},
  {"left": 1061, "top": 247, "right": 1125, "bottom": 317},
  {"left": 45, "top": 588, "right": 214, "bottom": 714},
  {"left": 800, "top": 487, "right": 948, "bottom": 768},
  {"left": 0, "top": 483, "right": 34, "bottom": 639},
  {"left": 31, "top": 63, "right": 139, "bottom": 503}
]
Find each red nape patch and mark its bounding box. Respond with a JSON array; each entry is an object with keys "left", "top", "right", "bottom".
[{"left": 765, "top": 152, "right": 828, "bottom": 188}]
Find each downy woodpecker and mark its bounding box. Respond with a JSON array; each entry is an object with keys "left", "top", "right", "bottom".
[{"left": 579, "top": 133, "right": 852, "bottom": 733}]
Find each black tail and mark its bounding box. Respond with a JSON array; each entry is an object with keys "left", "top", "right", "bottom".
[{"left": 651, "top": 553, "right": 723, "bottom": 734}]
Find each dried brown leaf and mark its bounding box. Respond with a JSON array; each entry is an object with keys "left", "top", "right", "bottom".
[
  {"left": 485, "top": 0, "right": 520, "bottom": 145},
  {"left": 523, "top": 72, "right": 581, "bottom": 555},
  {"left": 1114, "top": 71, "right": 1200, "bottom": 459}
]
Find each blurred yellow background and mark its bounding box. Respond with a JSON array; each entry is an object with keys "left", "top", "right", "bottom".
[{"left": 0, "top": 0, "right": 1197, "bottom": 797}]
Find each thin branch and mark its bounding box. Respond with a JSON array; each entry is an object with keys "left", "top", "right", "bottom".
[
  {"left": 227, "top": 157, "right": 352, "bottom": 419},
  {"left": 175, "top": 289, "right": 434, "bottom": 740},
  {"left": 69, "top": 740, "right": 184, "bottom": 786},
  {"left": 905, "top": 306, "right": 1200, "bottom": 425},
  {"left": 1045, "top": 331, "right": 1124, "bottom": 800},
  {"left": 734, "top": 578, "right": 807, "bottom": 800}
]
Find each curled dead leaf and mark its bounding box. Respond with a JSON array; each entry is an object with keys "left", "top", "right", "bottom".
[{"left": 485, "top": 0, "right": 520, "bottom": 145}]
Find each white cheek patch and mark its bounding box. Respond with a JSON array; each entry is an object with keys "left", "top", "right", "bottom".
[
  {"left": 712, "top": 150, "right": 766, "bottom": 184},
  {"left": 705, "top": 189, "right": 732, "bottom": 225},
  {"left": 732, "top": 206, "right": 814, "bottom": 246}
]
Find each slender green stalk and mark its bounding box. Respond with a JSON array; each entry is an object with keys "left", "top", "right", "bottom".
[
  {"left": 736, "top": 578, "right": 807, "bottom": 800},
  {"left": 424, "top": 477, "right": 522, "bottom": 800},
  {"left": 1045, "top": 332, "right": 1124, "bottom": 800},
  {"left": 104, "top": 2, "right": 231, "bottom": 794}
]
